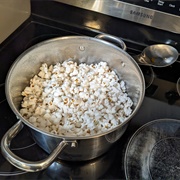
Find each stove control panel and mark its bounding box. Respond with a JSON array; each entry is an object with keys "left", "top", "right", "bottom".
[
  {"left": 124, "top": 0, "right": 179, "bottom": 16},
  {"left": 56, "top": 0, "right": 180, "bottom": 34}
]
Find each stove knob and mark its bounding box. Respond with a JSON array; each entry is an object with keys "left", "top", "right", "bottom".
[{"left": 165, "top": 91, "right": 180, "bottom": 105}]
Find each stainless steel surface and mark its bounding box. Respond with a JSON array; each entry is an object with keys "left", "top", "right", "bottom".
[
  {"left": 0, "top": 0, "right": 30, "bottom": 44},
  {"left": 2, "top": 34, "right": 145, "bottom": 171},
  {"left": 55, "top": 0, "right": 180, "bottom": 34},
  {"left": 177, "top": 78, "right": 180, "bottom": 96},
  {"left": 133, "top": 44, "right": 179, "bottom": 67},
  {"left": 1, "top": 120, "right": 68, "bottom": 172},
  {"left": 95, "top": 34, "right": 127, "bottom": 51},
  {"left": 47, "top": 147, "right": 116, "bottom": 180}
]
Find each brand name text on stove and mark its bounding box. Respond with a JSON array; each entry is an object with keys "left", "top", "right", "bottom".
[{"left": 130, "top": 10, "right": 153, "bottom": 19}]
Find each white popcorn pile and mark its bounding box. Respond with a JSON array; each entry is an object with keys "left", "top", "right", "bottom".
[{"left": 20, "top": 60, "right": 133, "bottom": 136}]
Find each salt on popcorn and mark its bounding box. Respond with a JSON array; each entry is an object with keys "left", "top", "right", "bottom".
[{"left": 20, "top": 60, "right": 133, "bottom": 136}]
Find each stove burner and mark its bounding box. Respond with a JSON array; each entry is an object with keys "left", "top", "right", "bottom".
[
  {"left": 0, "top": 150, "right": 27, "bottom": 176},
  {"left": 0, "top": 142, "right": 47, "bottom": 177},
  {"left": 0, "top": 100, "right": 36, "bottom": 150},
  {"left": 0, "top": 141, "right": 117, "bottom": 178},
  {"left": 25, "top": 34, "right": 60, "bottom": 49},
  {"left": 0, "top": 84, "right": 5, "bottom": 104}
]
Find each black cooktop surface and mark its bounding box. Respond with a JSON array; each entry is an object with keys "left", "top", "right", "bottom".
[{"left": 1, "top": 1, "right": 180, "bottom": 179}]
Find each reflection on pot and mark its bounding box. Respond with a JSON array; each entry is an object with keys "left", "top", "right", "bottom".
[
  {"left": 140, "top": 65, "right": 154, "bottom": 89},
  {"left": 177, "top": 77, "right": 180, "bottom": 96},
  {"left": 44, "top": 145, "right": 117, "bottom": 180}
]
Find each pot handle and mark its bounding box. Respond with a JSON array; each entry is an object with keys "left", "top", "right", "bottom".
[
  {"left": 1, "top": 120, "right": 68, "bottom": 172},
  {"left": 95, "top": 34, "right": 127, "bottom": 51}
]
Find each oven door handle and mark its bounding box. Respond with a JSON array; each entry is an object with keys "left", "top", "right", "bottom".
[{"left": 1, "top": 120, "right": 69, "bottom": 172}]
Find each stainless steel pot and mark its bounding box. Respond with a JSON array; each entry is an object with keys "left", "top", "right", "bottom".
[
  {"left": 1, "top": 34, "right": 145, "bottom": 172},
  {"left": 45, "top": 142, "right": 117, "bottom": 179}
]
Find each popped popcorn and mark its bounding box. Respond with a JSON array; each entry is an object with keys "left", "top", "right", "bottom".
[{"left": 20, "top": 60, "right": 133, "bottom": 137}]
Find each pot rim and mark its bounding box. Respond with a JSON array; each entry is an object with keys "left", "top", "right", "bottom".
[{"left": 5, "top": 35, "right": 145, "bottom": 140}]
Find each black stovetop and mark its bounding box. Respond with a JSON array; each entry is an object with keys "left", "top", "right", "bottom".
[{"left": 1, "top": 1, "right": 180, "bottom": 179}]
